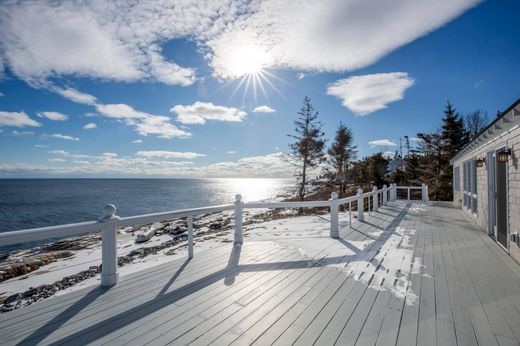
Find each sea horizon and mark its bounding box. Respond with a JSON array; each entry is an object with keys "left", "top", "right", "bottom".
[{"left": 0, "top": 178, "right": 294, "bottom": 234}]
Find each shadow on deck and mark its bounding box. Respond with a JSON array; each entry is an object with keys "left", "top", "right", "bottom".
[{"left": 2, "top": 201, "right": 520, "bottom": 346}]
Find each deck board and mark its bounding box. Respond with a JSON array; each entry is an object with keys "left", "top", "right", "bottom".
[{"left": 2, "top": 201, "right": 520, "bottom": 346}]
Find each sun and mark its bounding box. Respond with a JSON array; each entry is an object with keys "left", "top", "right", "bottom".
[
  {"left": 211, "top": 33, "right": 287, "bottom": 104},
  {"left": 226, "top": 43, "right": 272, "bottom": 78}
]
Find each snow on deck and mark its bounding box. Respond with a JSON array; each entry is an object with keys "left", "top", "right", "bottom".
[{"left": 2, "top": 200, "right": 520, "bottom": 345}]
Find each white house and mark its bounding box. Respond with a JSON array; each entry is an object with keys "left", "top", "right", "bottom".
[
  {"left": 452, "top": 98, "right": 520, "bottom": 264},
  {"left": 386, "top": 157, "right": 407, "bottom": 174}
]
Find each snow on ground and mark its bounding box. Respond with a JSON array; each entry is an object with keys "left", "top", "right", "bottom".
[{"left": 245, "top": 202, "right": 421, "bottom": 303}]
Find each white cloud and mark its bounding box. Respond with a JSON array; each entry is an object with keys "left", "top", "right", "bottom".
[
  {"left": 0, "top": 2, "right": 198, "bottom": 86},
  {"left": 171, "top": 102, "right": 246, "bottom": 125},
  {"left": 0, "top": 1, "right": 479, "bottom": 85},
  {"left": 0, "top": 150, "right": 301, "bottom": 178},
  {"left": 95, "top": 104, "right": 147, "bottom": 120},
  {"left": 135, "top": 151, "right": 206, "bottom": 160},
  {"left": 207, "top": 0, "right": 480, "bottom": 77},
  {"left": 0, "top": 92, "right": 4, "bottom": 97},
  {"left": 37, "top": 111, "right": 69, "bottom": 121},
  {"left": 382, "top": 151, "right": 396, "bottom": 159},
  {"left": 83, "top": 123, "right": 97, "bottom": 130},
  {"left": 227, "top": 151, "right": 237, "bottom": 154},
  {"left": 49, "top": 158, "right": 66, "bottom": 163},
  {"left": 369, "top": 139, "right": 397, "bottom": 147},
  {"left": 53, "top": 87, "right": 97, "bottom": 105},
  {"left": 102, "top": 152, "right": 118, "bottom": 158},
  {"left": 96, "top": 103, "right": 191, "bottom": 139},
  {"left": 253, "top": 105, "right": 275, "bottom": 113},
  {"left": 49, "top": 150, "right": 70, "bottom": 155},
  {"left": 327, "top": 72, "right": 415, "bottom": 115},
  {"left": 42, "top": 133, "right": 79, "bottom": 141},
  {"left": 193, "top": 152, "right": 296, "bottom": 178},
  {"left": 474, "top": 80, "right": 485, "bottom": 89},
  {"left": 296, "top": 73, "right": 305, "bottom": 80},
  {"left": 0, "top": 111, "right": 42, "bottom": 128},
  {"left": 12, "top": 130, "right": 35, "bottom": 137},
  {"left": 132, "top": 139, "right": 143, "bottom": 144},
  {"left": 35, "top": 144, "right": 49, "bottom": 148}
]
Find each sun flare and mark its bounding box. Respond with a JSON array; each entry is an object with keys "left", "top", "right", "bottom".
[{"left": 226, "top": 43, "right": 272, "bottom": 78}]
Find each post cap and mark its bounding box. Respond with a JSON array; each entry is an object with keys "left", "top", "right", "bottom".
[
  {"left": 331, "top": 191, "right": 338, "bottom": 199},
  {"left": 383, "top": 184, "right": 387, "bottom": 188},
  {"left": 372, "top": 186, "right": 377, "bottom": 191},
  {"left": 235, "top": 194, "right": 242, "bottom": 202},
  {"left": 357, "top": 187, "right": 363, "bottom": 194},
  {"left": 103, "top": 204, "right": 116, "bottom": 217}
]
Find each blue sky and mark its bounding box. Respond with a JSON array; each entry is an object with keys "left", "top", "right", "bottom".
[{"left": 0, "top": 0, "right": 518, "bottom": 177}]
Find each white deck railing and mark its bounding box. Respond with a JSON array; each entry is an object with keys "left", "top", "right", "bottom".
[{"left": 0, "top": 183, "right": 428, "bottom": 287}]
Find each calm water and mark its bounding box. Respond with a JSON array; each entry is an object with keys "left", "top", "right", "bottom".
[{"left": 0, "top": 178, "right": 294, "bottom": 233}]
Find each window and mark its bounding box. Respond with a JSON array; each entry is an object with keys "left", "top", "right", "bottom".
[
  {"left": 463, "top": 159, "right": 478, "bottom": 214},
  {"left": 454, "top": 166, "right": 460, "bottom": 192}
]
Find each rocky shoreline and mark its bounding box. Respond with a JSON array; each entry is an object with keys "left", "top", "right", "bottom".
[{"left": 0, "top": 208, "right": 297, "bottom": 313}]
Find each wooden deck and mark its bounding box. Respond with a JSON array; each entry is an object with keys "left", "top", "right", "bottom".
[{"left": 2, "top": 201, "right": 520, "bottom": 345}]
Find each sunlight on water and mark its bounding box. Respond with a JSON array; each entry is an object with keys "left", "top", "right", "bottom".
[{"left": 207, "top": 178, "right": 294, "bottom": 203}]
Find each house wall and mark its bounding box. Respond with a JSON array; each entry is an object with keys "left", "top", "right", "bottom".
[{"left": 453, "top": 125, "right": 520, "bottom": 264}]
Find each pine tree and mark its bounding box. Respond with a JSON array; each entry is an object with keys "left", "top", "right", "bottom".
[
  {"left": 441, "top": 101, "right": 469, "bottom": 158},
  {"left": 327, "top": 122, "right": 356, "bottom": 198},
  {"left": 437, "top": 101, "right": 469, "bottom": 200},
  {"left": 289, "top": 96, "right": 326, "bottom": 201}
]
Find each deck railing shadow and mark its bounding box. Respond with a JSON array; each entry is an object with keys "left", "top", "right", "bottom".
[
  {"left": 16, "top": 201, "right": 412, "bottom": 345},
  {"left": 15, "top": 287, "right": 111, "bottom": 346}
]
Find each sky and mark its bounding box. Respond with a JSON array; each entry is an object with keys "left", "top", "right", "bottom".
[{"left": 0, "top": 0, "right": 518, "bottom": 178}]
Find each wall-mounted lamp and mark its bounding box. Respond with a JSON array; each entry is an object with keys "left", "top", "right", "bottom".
[
  {"left": 476, "top": 158, "right": 485, "bottom": 167},
  {"left": 497, "top": 149, "right": 512, "bottom": 163}
]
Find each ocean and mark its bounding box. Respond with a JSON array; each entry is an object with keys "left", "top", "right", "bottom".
[{"left": 0, "top": 178, "right": 294, "bottom": 233}]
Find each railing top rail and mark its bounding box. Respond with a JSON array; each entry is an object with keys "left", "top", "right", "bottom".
[
  {"left": 0, "top": 204, "right": 235, "bottom": 246},
  {"left": 395, "top": 185, "right": 424, "bottom": 189},
  {"left": 244, "top": 200, "right": 330, "bottom": 209},
  {"left": 118, "top": 204, "right": 234, "bottom": 228},
  {"left": 337, "top": 195, "right": 357, "bottom": 205},
  {"left": 0, "top": 220, "right": 101, "bottom": 246}
]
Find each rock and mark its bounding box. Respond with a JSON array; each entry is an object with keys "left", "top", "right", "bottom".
[
  {"left": 43, "top": 235, "right": 101, "bottom": 251},
  {"left": 209, "top": 222, "right": 222, "bottom": 230},
  {"left": 0, "top": 251, "right": 74, "bottom": 283},
  {"left": 136, "top": 222, "right": 162, "bottom": 243}
]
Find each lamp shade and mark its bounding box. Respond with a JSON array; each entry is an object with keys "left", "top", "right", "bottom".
[
  {"left": 476, "top": 159, "right": 484, "bottom": 167},
  {"left": 497, "top": 150, "right": 511, "bottom": 163}
]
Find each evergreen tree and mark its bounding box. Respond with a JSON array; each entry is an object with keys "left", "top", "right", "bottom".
[
  {"left": 416, "top": 132, "right": 452, "bottom": 200},
  {"left": 289, "top": 96, "right": 326, "bottom": 201},
  {"left": 327, "top": 122, "right": 357, "bottom": 198},
  {"left": 441, "top": 101, "right": 469, "bottom": 158},
  {"left": 367, "top": 153, "right": 389, "bottom": 186}
]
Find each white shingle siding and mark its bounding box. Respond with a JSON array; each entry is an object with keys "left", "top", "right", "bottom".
[{"left": 453, "top": 122, "right": 520, "bottom": 264}]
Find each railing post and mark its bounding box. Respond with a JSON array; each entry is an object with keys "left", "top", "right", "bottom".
[
  {"left": 234, "top": 194, "right": 243, "bottom": 244},
  {"left": 407, "top": 187, "right": 411, "bottom": 200},
  {"left": 98, "top": 204, "right": 119, "bottom": 287},
  {"left": 330, "top": 192, "right": 339, "bottom": 239},
  {"left": 372, "top": 186, "right": 378, "bottom": 212},
  {"left": 187, "top": 215, "right": 194, "bottom": 259},
  {"left": 422, "top": 184, "right": 429, "bottom": 201},
  {"left": 357, "top": 188, "right": 364, "bottom": 222},
  {"left": 382, "top": 184, "right": 388, "bottom": 205}
]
